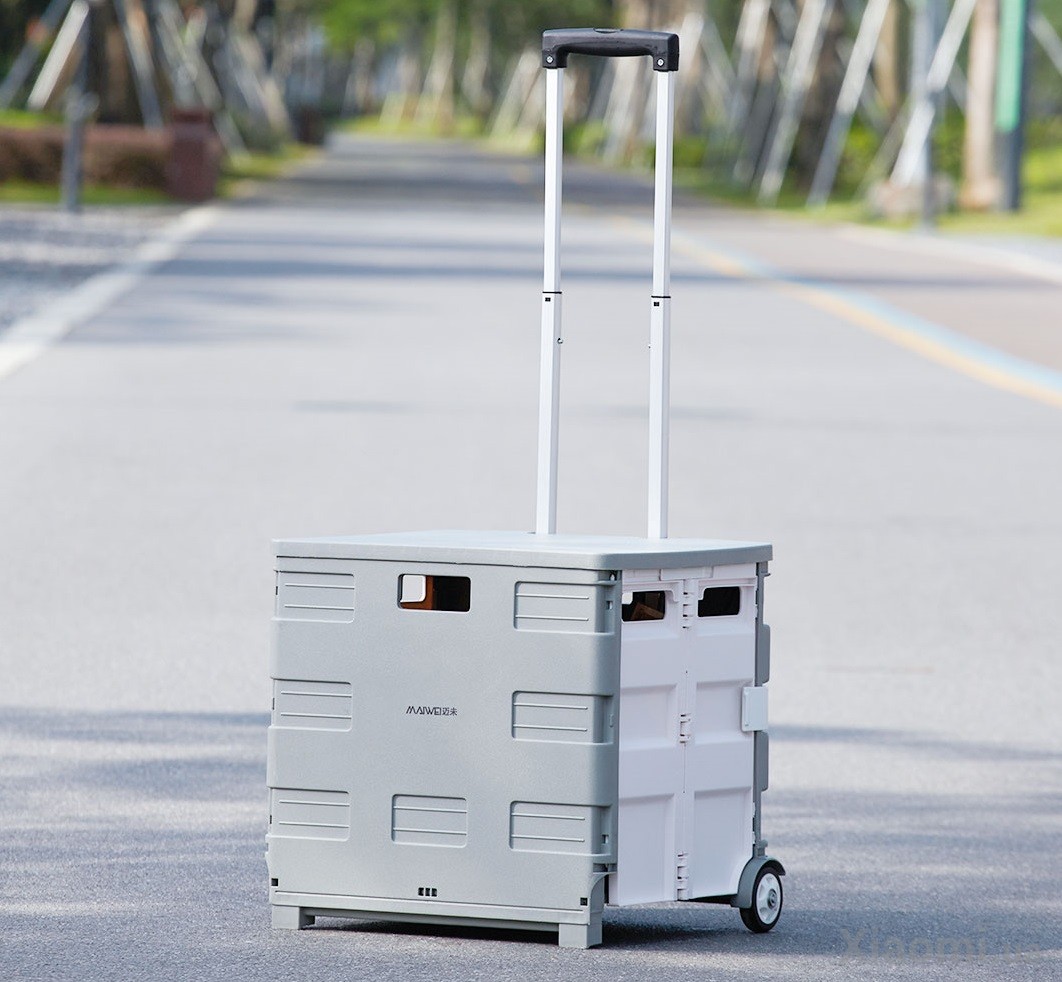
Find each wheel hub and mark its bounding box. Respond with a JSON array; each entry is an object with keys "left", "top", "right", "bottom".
[{"left": 756, "top": 873, "right": 781, "bottom": 923}]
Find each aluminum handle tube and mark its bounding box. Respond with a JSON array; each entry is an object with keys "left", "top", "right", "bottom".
[
  {"left": 535, "top": 67, "right": 564, "bottom": 534},
  {"left": 648, "top": 69, "right": 675, "bottom": 539}
]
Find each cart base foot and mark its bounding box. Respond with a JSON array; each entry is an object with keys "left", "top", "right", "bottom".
[
  {"left": 558, "top": 919, "right": 602, "bottom": 949},
  {"left": 272, "top": 905, "right": 314, "bottom": 930}
]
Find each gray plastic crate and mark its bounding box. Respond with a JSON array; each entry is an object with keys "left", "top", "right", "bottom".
[{"left": 268, "top": 29, "right": 784, "bottom": 948}]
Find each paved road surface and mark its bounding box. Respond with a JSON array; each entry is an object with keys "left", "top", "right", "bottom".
[
  {"left": 0, "top": 207, "right": 177, "bottom": 332},
  {"left": 1, "top": 136, "right": 1060, "bottom": 980}
]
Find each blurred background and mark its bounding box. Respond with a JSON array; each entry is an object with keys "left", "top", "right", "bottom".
[{"left": 1, "top": 0, "right": 1059, "bottom": 226}]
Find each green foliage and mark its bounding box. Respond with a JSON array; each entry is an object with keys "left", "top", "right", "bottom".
[
  {"left": 565, "top": 119, "right": 608, "bottom": 156},
  {"left": 318, "top": 0, "right": 438, "bottom": 50},
  {"left": 833, "top": 123, "right": 879, "bottom": 195},
  {"left": 672, "top": 134, "right": 707, "bottom": 169},
  {"left": 317, "top": 0, "right": 613, "bottom": 55},
  {"left": 831, "top": 115, "right": 965, "bottom": 199},
  {"left": 487, "top": 0, "right": 614, "bottom": 49},
  {"left": 1027, "top": 115, "right": 1062, "bottom": 156}
]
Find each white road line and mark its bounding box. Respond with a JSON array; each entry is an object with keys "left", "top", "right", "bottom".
[
  {"left": 0, "top": 204, "right": 219, "bottom": 382},
  {"left": 836, "top": 224, "right": 1062, "bottom": 287}
]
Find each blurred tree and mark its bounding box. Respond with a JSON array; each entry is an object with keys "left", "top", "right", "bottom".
[
  {"left": 314, "top": 0, "right": 433, "bottom": 52},
  {"left": 0, "top": 0, "right": 52, "bottom": 75},
  {"left": 960, "top": 0, "right": 1000, "bottom": 207},
  {"left": 874, "top": 0, "right": 902, "bottom": 123},
  {"left": 797, "top": 0, "right": 847, "bottom": 185},
  {"left": 314, "top": 0, "right": 612, "bottom": 120},
  {"left": 416, "top": 0, "right": 457, "bottom": 126},
  {"left": 317, "top": 0, "right": 613, "bottom": 61}
]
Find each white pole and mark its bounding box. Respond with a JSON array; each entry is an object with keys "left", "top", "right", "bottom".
[
  {"left": 759, "top": 0, "right": 835, "bottom": 204},
  {"left": 0, "top": 0, "right": 72, "bottom": 109},
  {"left": 535, "top": 67, "right": 564, "bottom": 535},
  {"left": 28, "top": 0, "right": 89, "bottom": 111},
  {"left": 808, "top": 0, "right": 892, "bottom": 206},
  {"left": 892, "top": 0, "right": 977, "bottom": 186},
  {"left": 113, "top": 0, "right": 164, "bottom": 129}
]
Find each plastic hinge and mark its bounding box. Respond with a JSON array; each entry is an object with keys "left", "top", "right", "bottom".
[
  {"left": 680, "top": 586, "right": 695, "bottom": 629},
  {"left": 676, "top": 853, "right": 689, "bottom": 899}
]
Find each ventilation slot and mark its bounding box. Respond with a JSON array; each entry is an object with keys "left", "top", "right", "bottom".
[
  {"left": 392, "top": 795, "right": 468, "bottom": 847},
  {"left": 621, "top": 590, "right": 666, "bottom": 622},
  {"left": 277, "top": 572, "right": 355, "bottom": 622},
  {"left": 509, "top": 802, "right": 610, "bottom": 855},
  {"left": 269, "top": 789, "right": 350, "bottom": 840},
  {"left": 514, "top": 582, "right": 601, "bottom": 633},
  {"left": 272, "top": 680, "right": 352, "bottom": 731},
  {"left": 512, "top": 692, "right": 612, "bottom": 744},
  {"left": 699, "top": 586, "right": 741, "bottom": 617}
]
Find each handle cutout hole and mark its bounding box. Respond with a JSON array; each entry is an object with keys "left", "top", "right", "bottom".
[{"left": 399, "top": 574, "right": 471, "bottom": 612}]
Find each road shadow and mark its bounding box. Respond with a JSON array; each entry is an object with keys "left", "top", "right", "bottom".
[{"left": 0, "top": 709, "right": 1057, "bottom": 978}]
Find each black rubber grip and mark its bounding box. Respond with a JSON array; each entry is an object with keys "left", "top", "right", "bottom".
[{"left": 542, "top": 28, "right": 679, "bottom": 72}]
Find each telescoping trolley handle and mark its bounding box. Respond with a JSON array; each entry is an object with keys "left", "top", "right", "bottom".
[{"left": 535, "top": 28, "right": 679, "bottom": 540}]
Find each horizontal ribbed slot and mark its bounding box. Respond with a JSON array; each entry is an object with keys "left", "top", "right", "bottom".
[
  {"left": 392, "top": 795, "right": 467, "bottom": 847},
  {"left": 514, "top": 582, "right": 600, "bottom": 633},
  {"left": 273, "top": 679, "right": 353, "bottom": 731},
  {"left": 270, "top": 788, "right": 350, "bottom": 840},
  {"left": 509, "top": 802, "right": 610, "bottom": 855},
  {"left": 277, "top": 572, "right": 354, "bottom": 622},
  {"left": 512, "top": 691, "right": 612, "bottom": 743}
]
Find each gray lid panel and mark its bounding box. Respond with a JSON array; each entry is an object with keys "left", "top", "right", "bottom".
[{"left": 274, "top": 530, "right": 772, "bottom": 569}]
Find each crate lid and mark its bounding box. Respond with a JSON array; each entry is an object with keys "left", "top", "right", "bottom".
[{"left": 274, "top": 530, "right": 771, "bottom": 570}]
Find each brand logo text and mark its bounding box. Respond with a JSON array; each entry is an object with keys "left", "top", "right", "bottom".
[{"left": 406, "top": 705, "right": 458, "bottom": 716}]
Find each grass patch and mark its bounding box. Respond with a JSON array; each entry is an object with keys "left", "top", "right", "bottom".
[
  {"left": 0, "top": 108, "right": 60, "bottom": 129},
  {"left": 0, "top": 180, "right": 172, "bottom": 205},
  {"left": 0, "top": 143, "right": 314, "bottom": 204},
  {"left": 665, "top": 121, "right": 1062, "bottom": 238},
  {"left": 340, "top": 113, "right": 488, "bottom": 140},
  {"left": 936, "top": 141, "right": 1062, "bottom": 237},
  {"left": 217, "top": 144, "right": 317, "bottom": 197},
  {"left": 673, "top": 164, "right": 868, "bottom": 224},
  {"left": 339, "top": 112, "right": 544, "bottom": 155}
]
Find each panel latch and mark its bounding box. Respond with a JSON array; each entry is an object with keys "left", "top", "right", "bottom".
[{"left": 741, "top": 686, "right": 768, "bottom": 732}]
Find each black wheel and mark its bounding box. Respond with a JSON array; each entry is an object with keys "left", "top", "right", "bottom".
[{"left": 739, "top": 865, "right": 783, "bottom": 933}]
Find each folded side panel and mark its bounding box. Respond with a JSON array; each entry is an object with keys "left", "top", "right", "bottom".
[{"left": 691, "top": 788, "right": 754, "bottom": 897}]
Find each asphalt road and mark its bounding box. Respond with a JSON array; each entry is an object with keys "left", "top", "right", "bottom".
[
  {"left": 1, "top": 135, "right": 1060, "bottom": 981},
  {"left": 0, "top": 206, "right": 176, "bottom": 332}
]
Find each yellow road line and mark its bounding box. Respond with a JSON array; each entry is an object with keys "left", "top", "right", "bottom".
[{"left": 615, "top": 217, "right": 1062, "bottom": 411}]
